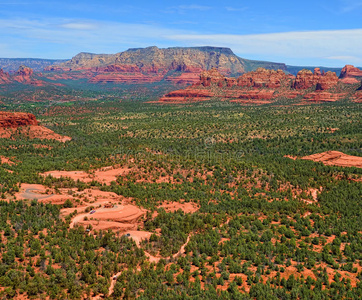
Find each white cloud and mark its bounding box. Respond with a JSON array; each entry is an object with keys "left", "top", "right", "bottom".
[
  {"left": 60, "top": 22, "right": 98, "bottom": 30},
  {"left": 0, "top": 17, "right": 361, "bottom": 66},
  {"left": 167, "top": 29, "right": 362, "bottom": 66},
  {"left": 225, "top": 6, "right": 248, "bottom": 12},
  {"left": 177, "top": 5, "right": 211, "bottom": 11},
  {"left": 327, "top": 56, "right": 361, "bottom": 62}
]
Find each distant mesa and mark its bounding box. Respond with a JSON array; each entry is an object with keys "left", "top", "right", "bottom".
[
  {"left": 0, "top": 111, "right": 71, "bottom": 142},
  {"left": 43, "top": 46, "right": 286, "bottom": 85}
]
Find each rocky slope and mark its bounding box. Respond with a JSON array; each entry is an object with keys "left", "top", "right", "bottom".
[
  {"left": 45, "top": 46, "right": 286, "bottom": 84},
  {"left": 158, "top": 65, "right": 362, "bottom": 104},
  {"left": 0, "top": 111, "right": 71, "bottom": 142},
  {"left": 0, "top": 69, "right": 11, "bottom": 84}
]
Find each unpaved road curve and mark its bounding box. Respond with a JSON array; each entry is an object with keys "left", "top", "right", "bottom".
[
  {"left": 21, "top": 188, "right": 53, "bottom": 200},
  {"left": 144, "top": 234, "right": 192, "bottom": 263}
]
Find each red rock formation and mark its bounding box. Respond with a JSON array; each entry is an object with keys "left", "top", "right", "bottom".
[
  {"left": 158, "top": 66, "right": 361, "bottom": 104},
  {"left": 0, "top": 111, "right": 71, "bottom": 142},
  {"left": 200, "top": 68, "right": 225, "bottom": 87},
  {"left": 165, "top": 73, "right": 201, "bottom": 85},
  {"left": 238, "top": 68, "right": 292, "bottom": 88},
  {"left": 159, "top": 89, "right": 214, "bottom": 102},
  {"left": 294, "top": 68, "right": 338, "bottom": 90},
  {"left": 293, "top": 69, "right": 319, "bottom": 89},
  {"left": 339, "top": 65, "right": 362, "bottom": 79},
  {"left": 339, "top": 77, "right": 360, "bottom": 84},
  {"left": 0, "top": 69, "right": 11, "bottom": 84},
  {"left": 12, "top": 66, "right": 45, "bottom": 86},
  {"left": 303, "top": 92, "right": 346, "bottom": 102},
  {"left": 316, "top": 71, "right": 339, "bottom": 90},
  {"left": 302, "top": 151, "right": 362, "bottom": 168},
  {"left": 0, "top": 112, "right": 38, "bottom": 128},
  {"left": 238, "top": 90, "right": 275, "bottom": 100}
]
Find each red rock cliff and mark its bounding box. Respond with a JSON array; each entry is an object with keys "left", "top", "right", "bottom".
[{"left": 0, "top": 112, "right": 39, "bottom": 128}]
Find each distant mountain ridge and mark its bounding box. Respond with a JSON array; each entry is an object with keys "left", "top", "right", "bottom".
[
  {"left": 49, "top": 46, "right": 287, "bottom": 76},
  {"left": 0, "top": 58, "right": 67, "bottom": 72}
]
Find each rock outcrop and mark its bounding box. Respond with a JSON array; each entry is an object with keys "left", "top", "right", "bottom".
[
  {"left": 0, "top": 112, "right": 38, "bottom": 128},
  {"left": 302, "top": 151, "right": 362, "bottom": 168},
  {"left": 0, "top": 66, "right": 46, "bottom": 86},
  {"left": 158, "top": 67, "right": 360, "bottom": 104},
  {"left": 237, "top": 68, "right": 292, "bottom": 88},
  {"left": 0, "top": 69, "right": 11, "bottom": 84},
  {"left": 293, "top": 68, "right": 338, "bottom": 90},
  {"left": 0, "top": 111, "right": 71, "bottom": 142},
  {"left": 316, "top": 71, "right": 339, "bottom": 90},
  {"left": 339, "top": 65, "right": 362, "bottom": 79}
]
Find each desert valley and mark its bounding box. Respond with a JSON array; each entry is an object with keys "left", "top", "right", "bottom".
[{"left": 0, "top": 43, "right": 361, "bottom": 299}]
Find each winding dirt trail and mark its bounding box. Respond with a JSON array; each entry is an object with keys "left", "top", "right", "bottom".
[
  {"left": 144, "top": 234, "right": 192, "bottom": 263},
  {"left": 107, "top": 234, "right": 192, "bottom": 296},
  {"left": 108, "top": 271, "right": 123, "bottom": 296}
]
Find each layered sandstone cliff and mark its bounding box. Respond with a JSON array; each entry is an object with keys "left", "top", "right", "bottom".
[{"left": 44, "top": 46, "right": 286, "bottom": 85}]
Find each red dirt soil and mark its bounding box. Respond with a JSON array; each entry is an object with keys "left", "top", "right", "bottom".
[
  {"left": 302, "top": 151, "right": 362, "bottom": 168},
  {"left": 71, "top": 204, "right": 146, "bottom": 232},
  {"left": 158, "top": 201, "right": 199, "bottom": 213},
  {"left": 41, "top": 165, "right": 132, "bottom": 184},
  {"left": 0, "top": 156, "right": 15, "bottom": 165}
]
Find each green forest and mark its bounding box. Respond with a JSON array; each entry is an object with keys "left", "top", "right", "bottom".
[{"left": 0, "top": 95, "right": 361, "bottom": 299}]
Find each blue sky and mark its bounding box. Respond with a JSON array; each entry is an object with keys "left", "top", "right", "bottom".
[{"left": 1, "top": 0, "right": 362, "bottom": 66}]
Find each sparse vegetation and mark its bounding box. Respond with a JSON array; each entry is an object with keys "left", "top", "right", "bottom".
[{"left": 0, "top": 93, "right": 361, "bottom": 298}]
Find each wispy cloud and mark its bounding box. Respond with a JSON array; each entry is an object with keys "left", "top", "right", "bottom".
[
  {"left": 225, "top": 6, "right": 248, "bottom": 12},
  {"left": 167, "top": 29, "right": 362, "bottom": 65},
  {"left": 163, "top": 4, "right": 212, "bottom": 14},
  {"left": 177, "top": 5, "right": 211, "bottom": 11},
  {"left": 60, "top": 22, "right": 98, "bottom": 30},
  {"left": 0, "top": 17, "right": 361, "bottom": 66},
  {"left": 0, "top": 18, "right": 187, "bottom": 58},
  {"left": 327, "top": 56, "right": 362, "bottom": 63}
]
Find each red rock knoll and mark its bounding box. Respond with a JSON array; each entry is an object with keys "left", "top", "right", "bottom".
[
  {"left": 0, "top": 112, "right": 38, "bottom": 128},
  {"left": 0, "top": 111, "right": 71, "bottom": 142},
  {"left": 339, "top": 65, "right": 362, "bottom": 79},
  {"left": 302, "top": 151, "right": 362, "bottom": 168}
]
